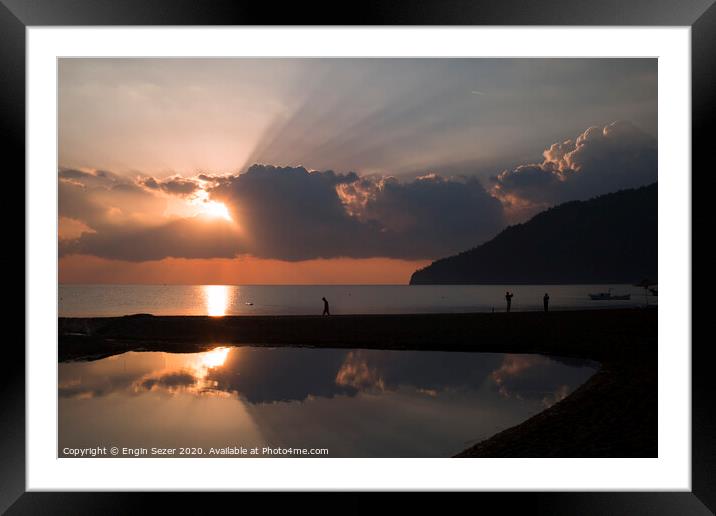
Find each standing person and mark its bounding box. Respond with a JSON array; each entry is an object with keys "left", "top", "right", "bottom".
[
  {"left": 543, "top": 292, "right": 550, "bottom": 312},
  {"left": 322, "top": 297, "right": 330, "bottom": 316},
  {"left": 505, "top": 291, "right": 514, "bottom": 312}
]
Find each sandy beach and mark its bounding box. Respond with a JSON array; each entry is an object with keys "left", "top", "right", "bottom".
[{"left": 59, "top": 308, "right": 657, "bottom": 457}]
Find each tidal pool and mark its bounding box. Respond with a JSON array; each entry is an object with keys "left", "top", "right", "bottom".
[{"left": 58, "top": 347, "right": 597, "bottom": 457}]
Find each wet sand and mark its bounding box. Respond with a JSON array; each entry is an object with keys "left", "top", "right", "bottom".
[{"left": 59, "top": 308, "right": 657, "bottom": 457}]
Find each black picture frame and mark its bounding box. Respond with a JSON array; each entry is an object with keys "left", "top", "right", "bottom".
[{"left": 3, "top": 1, "right": 709, "bottom": 513}]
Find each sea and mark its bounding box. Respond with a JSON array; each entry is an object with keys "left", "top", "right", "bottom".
[{"left": 59, "top": 284, "right": 656, "bottom": 317}]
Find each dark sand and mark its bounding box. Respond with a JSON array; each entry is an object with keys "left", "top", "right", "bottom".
[{"left": 59, "top": 308, "right": 657, "bottom": 457}]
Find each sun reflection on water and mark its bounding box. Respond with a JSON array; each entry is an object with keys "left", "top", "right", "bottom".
[
  {"left": 204, "top": 285, "right": 230, "bottom": 316},
  {"left": 199, "top": 347, "right": 230, "bottom": 370},
  {"left": 123, "top": 346, "right": 234, "bottom": 397}
]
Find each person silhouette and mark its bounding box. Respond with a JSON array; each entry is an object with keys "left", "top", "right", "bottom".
[
  {"left": 322, "top": 297, "right": 330, "bottom": 316},
  {"left": 543, "top": 292, "right": 550, "bottom": 312},
  {"left": 505, "top": 291, "right": 514, "bottom": 312}
]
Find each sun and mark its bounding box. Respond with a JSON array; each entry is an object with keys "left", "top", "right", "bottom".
[
  {"left": 184, "top": 188, "right": 233, "bottom": 221},
  {"left": 202, "top": 200, "right": 232, "bottom": 221}
]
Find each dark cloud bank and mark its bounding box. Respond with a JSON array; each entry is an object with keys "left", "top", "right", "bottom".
[
  {"left": 59, "top": 121, "right": 656, "bottom": 263},
  {"left": 207, "top": 164, "right": 504, "bottom": 261},
  {"left": 59, "top": 165, "right": 505, "bottom": 262}
]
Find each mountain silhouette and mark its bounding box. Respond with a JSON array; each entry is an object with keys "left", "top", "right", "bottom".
[{"left": 409, "top": 183, "right": 657, "bottom": 285}]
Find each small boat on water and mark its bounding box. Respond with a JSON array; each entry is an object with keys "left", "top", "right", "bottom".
[{"left": 588, "top": 288, "right": 631, "bottom": 301}]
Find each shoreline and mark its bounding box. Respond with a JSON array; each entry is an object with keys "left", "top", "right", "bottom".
[{"left": 59, "top": 308, "right": 657, "bottom": 457}]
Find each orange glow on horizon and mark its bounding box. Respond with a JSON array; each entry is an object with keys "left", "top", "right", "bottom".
[{"left": 59, "top": 255, "right": 431, "bottom": 285}]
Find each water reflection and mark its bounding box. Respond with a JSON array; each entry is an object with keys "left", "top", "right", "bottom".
[
  {"left": 200, "top": 347, "right": 230, "bottom": 368},
  {"left": 204, "top": 285, "right": 229, "bottom": 316},
  {"left": 491, "top": 354, "right": 578, "bottom": 408},
  {"left": 132, "top": 347, "right": 232, "bottom": 397},
  {"left": 59, "top": 347, "right": 597, "bottom": 457}
]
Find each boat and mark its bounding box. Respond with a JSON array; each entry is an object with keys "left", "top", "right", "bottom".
[{"left": 588, "top": 288, "right": 631, "bottom": 301}]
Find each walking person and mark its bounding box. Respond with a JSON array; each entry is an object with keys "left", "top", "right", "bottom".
[
  {"left": 322, "top": 297, "right": 330, "bottom": 316},
  {"left": 543, "top": 292, "right": 550, "bottom": 312},
  {"left": 505, "top": 291, "right": 514, "bottom": 312}
]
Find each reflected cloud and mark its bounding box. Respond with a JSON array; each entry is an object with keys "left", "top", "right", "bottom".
[
  {"left": 334, "top": 349, "right": 502, "bottom": 395},
  {"left": 131, "top": 346, "right": 232, "bottom": 397},
  {"left": 59, "top": 346, "right": 233, "bottom": 399},
  {"left": 490, "top": 354, "right": 593, "bottom": 408},
  {"left": 208, "top": 347, "right": 355, "bottom": 403},
  {"left": 541, "top": 384, "right": 571, "bottom": 408},
  {"left": 59, "top": 347, "right": 596, "bottom": 409},
  {"left": 137, "top": 371, "right": 196, "bottom": 391},
  {"left": 491, "top": 354, "right": 549, "bottom": 397},
  {"left": 335, "top": 351, "right": 386, "bottom": 393}
]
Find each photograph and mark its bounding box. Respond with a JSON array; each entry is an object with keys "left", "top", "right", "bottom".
[
  {"left": 57, "top": 57, "right": 658, "bottom": 459},
  {"left": 3, "top": 2, "right": 707, "bottom": 508}
]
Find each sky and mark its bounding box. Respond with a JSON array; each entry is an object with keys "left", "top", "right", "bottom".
[{"left": 58, "top": 58, "right": 658, "bottom": 284}]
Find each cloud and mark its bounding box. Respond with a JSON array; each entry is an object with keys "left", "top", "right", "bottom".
[
  {"left": 208, "top": 164, "right": 504, "bottom": 261},
  {"left": 58, "top": 168, "right": 242, "bottom": 261},
  {"left": 59, "top": 164, "right": 503, "bottom": 262},
  {"left": 344, "top": 173, "right": 503, "bottom": 257},
  {"left": 139, "top": 175, "right": 202, "bottom": 197},
  {"left": 490, "top": 121, "right": 657, "bottom": 215},
  {"left": 59, "top": 167, "right": 167, "bottom": 230},
  {"left": 58, "top": 120, "right": 655, "bottom": 264},
  {"left": 60, "top": 216, "right": 242, "bottom": 262}
]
